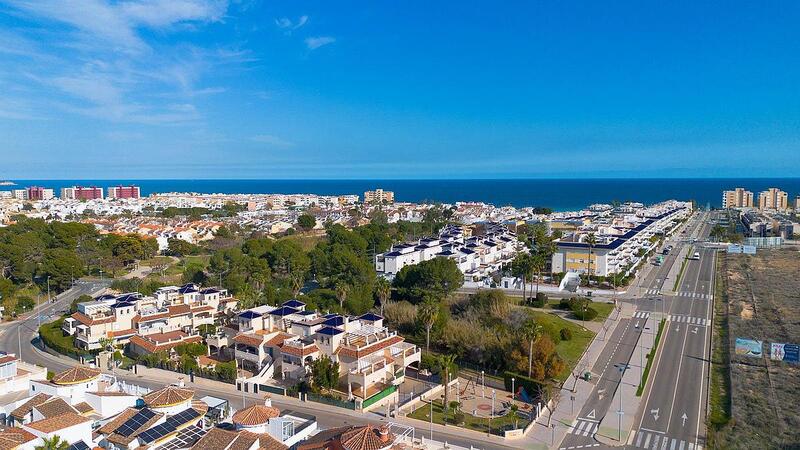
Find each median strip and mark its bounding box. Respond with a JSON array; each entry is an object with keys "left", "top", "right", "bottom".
[
  {"left": 672, "top": 247, "right": 691, "bottom": 291},
  {"left": 637, "top": 318, "right": 665, "bottom": 396}
]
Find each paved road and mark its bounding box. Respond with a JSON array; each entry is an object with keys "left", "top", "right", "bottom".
[
  {"left": 627, "top": 213, "right": 715, "bottom": 450},
  {"left": 557, "top": 211, "right": 715, "bottom": 450},
  {"left": 0, "top": 280, "right": 517, "bottom": 450}
]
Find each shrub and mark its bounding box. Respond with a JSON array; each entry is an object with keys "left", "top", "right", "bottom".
[
  {"left": 573, "top": 307, "right": 598, "bottom": 321},
  {"left": 532, "top": 292, "right": 548, "bottom": 308},
  {"left": 560, "top": 328, "right": 573, "bottom": 341}
]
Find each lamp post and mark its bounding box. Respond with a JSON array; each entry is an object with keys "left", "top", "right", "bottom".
[
  {"left": 511, "top": 377, "right": 515, "bottom": 402},
  {"left": 490, "top": 389, "right": 496, "bottom": 435},
  {"left": 615, "top": 364, "right": 629, "bottom": 441},
  {"left": 481, "top": 370, "right": 485, "bottom": 399},
  {"left": 46, "top": 276, "right": 51, "bottom": 304}
]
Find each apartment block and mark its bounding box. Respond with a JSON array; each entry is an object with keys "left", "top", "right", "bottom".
[
  {"left": 26, "top": 186, "right": 54, "bottom": 201},
  {"left": 758, "top": 187, "right": 789, "bottom": 211},
  {"left": 61, "top": 186, "right": 104, "bottom": 200},
  {"left": 722, "top": 187, "right": 754, "bottom": 208},
  {"left": 107, "top": 185, "right": 141, "bottom": 199},
  {"left": 363, "top": 189, "right": 394, "bottom": 204},
  {"left": 551, "top": 202, "right": 690, "bottom": 277},
  {"left": 230, "top": 300, "right": 420, "bottom": 401},
  {"left": 375, "top": 223, "right": 522, "bottom": 282},
  {"left": 62, "top": 284, "right": 237, "bottom": 350}
]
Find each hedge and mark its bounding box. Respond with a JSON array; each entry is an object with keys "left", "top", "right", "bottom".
[
  {"left": 503, "top": 371, "right": 546, "bottom": 401},
  {"left": 39, "top": 318, "right": 95, "bottom": 360}
]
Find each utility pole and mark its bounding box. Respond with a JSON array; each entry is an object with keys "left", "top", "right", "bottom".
[{"left": 47, "top": 276, "right": 51, "bottom": 304}]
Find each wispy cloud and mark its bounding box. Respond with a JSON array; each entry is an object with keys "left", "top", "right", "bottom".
[
  {"left": 305, "top": 36, "right": 335, "bottom": 50},
  {"left": 251, "top": 134, "right": 295, "bottom": 147},
  {"left": 275, "top": 15, "right": 308, "bottom": 31}
]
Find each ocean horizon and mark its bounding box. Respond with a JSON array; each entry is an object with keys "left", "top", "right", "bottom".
[{"left": 4, "top": 178, "right": 800, "bottom": 212}]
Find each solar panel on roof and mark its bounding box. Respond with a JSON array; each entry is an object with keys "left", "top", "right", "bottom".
[
  {"left": 166, "top": 408, "right": 200, "bottom": 427},
  {"left": 116, "top": 408, "right": 156, "bottom": 437},
  {"left": 67, "top": 441, "right": 90, "bottom": 450},
  {"left": 137, "top": 422, "right": 176, "bottom": 444}
]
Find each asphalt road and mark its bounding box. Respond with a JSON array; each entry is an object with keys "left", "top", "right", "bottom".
[
  {"left": 0, "top": 280, "right": 518, "bottom": 450},
  {"left": 628, "top": 213, "right": 715, "bottom": 450},
  {"left": 557, "top": 211, "right": 714, "bottom": 450}
]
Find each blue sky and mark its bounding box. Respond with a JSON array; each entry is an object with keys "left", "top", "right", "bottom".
[{"left": 1, "top": 1, "right": 799, "bottom": 179}]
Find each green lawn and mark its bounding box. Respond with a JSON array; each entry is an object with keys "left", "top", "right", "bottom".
[
  {"left": 408, "top": 400, "right": 529, "bottom": 435},
  {"left": 528, "top": 311, "right": 595, "bottom": 382},
  {"left": 534, "top": 299, "right": 615, "bottom": 322}
]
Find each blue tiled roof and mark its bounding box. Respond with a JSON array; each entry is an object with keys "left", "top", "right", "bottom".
[
  {"left": 270, "top": 306, "right": 300, "bottom": 317},
  {"left": 238, "top": 311, "right": 262, "bottom": 319},
  {"left": 323, "top": 316, "right": 345, "bottom": 327},
  {"left": 296, "top": 310, "right": 315, "bottom": 316},
  {"left": 317, "top": 326, "right": 344, "bottom": 336},
  {"left": 201, "top": 288, "right": 221, "bottom": 294},
  {"left": 112, "top": 301, "right": 134, "bottom": 309},
  {"left": 179, "top": 284, "right": 198, "bottom": 294},
  {"left": 358, "top": 313, "right": 383, "bottom": 322},
  {"left": 283, "top": 299, "right": 305, "bottom": 308}
]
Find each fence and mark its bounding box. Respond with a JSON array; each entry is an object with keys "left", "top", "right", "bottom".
[
  {"left": 258, "top": 384, "right": 287, "bottom": 396},
  {"left": 306, "top": 392, "right": 357, "bottom": 410},
  {"left": 362, "top": 384, "right": 397, "bottom": 410}
]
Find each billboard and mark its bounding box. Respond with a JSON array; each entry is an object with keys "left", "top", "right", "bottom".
[
  {"left": 770, "top": 343, "right": 800, "bottom": 363},
  {"left": 735, "top": 338, "right": 763, "bottom": 358}
]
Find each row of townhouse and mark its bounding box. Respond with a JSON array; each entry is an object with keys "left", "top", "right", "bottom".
[
  {"left": 62, "top": 284, "right": 238, "bottom": 351},
  {"left": 374, "top": 223, "right": 523, "bottom": 281},
  {"left": 220, "top": 300, "right": 420, "bottom": 401},
  {"left": 551, "top": 201, "right": 692, "bottom": 277},
  {"left": 0, "top": 365, "right": 323, "bottom": 450}
]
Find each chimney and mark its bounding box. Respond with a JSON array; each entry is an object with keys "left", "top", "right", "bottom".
[
  {"left": 263, "top": 395, "right": 272, "bottom": 407},
  {"left": 378, "top": 425, "right": 390, "bottom": 443}
]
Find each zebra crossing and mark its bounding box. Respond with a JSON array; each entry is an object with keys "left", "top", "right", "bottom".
[
  {"left": 568, "top": 418, "right": 598, "bottom": 437},
  {"left": 644, "top": 289, "right": 660, "bottom": 295},
  {"left": 667, "top": 315, "right": 710, "bottom": 327},
  {"left": 675, "top": 292, "right": 712, "bottom": 299},
  {"left": 629, "top": 430, "right": 704, "bottom": 450},
  {"left": 633, "top": 311, "right": 650, "bottom": 319}
]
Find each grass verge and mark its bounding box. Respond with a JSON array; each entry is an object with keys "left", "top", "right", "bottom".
[
  {"left": 673, "top": 249, "right": 691, "bottom": 291},
  {"left": 636, "top": 318, "right": 666, "bottom": 396},
  {"left": 707, "top": 253, "right": 731, "bottom": 444},
  {"left": 529, "top": 311, "right": 595, "bottom": 382}
]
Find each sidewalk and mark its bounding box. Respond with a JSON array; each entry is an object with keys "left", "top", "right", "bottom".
[
  {"left": 517, "top": 301, "right": 635, "bottom": 449},
  {"left": 596, "top": 315, "right": 657, "bottom": 446}
]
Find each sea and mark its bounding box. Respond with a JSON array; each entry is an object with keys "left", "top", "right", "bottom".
[{"left": 4, "top": 178, "right": 800, "bottom": 212}]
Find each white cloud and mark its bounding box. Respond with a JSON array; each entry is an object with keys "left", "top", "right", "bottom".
[
  {"left": 251, "top": 134, "right": 294, "bottom": 147},
  {"left": 305, "top": 36, "right": 335, "bottom": 50},
  {"left": 275, "top": 15, "right": 308, "bottom": 31}
]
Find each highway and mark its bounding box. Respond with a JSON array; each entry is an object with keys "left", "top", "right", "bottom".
[
  {"left": 0, "top": 280, "right": 517, "bottom": 450},
  {"left": 628, "top": 213, "right": 715, "bottom": 450},
  {"left": 557, "top": 211, "right": 715, "bottom": 450}
]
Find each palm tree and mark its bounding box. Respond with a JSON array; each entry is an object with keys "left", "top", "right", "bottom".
[
  {"left": 436, "top": 354, "right": 458, "bottom": 425},
  {"left": 584, "top": 233, "right": 597, "bottom": 287},
  {"left": 417, "top": 298, "right": 440, "bottom": 353},
  {"left": 98, "top": 337, "right": 114, "bottom": 352},
  {"left": 509, "top": 403, "right": 520, "bottom": 429},
  {"left": 531, "top": 254, "right": 545, "bottom": 298},
  {"left": 375, "top": 277, "right": 391, "bottom": 316},
  {"left": 521, "top": 318, "right": 543, "bottom": 378},
  {"left": 35, "top": 435, "right": 69, "bottom": 450},
  {"left": 334, "top": 281, "right": 349, "bottom": 311}
]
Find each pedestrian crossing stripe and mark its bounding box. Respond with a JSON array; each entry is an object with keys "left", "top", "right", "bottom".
[
  {"left": 630, "top": 430, "right": 704, "bottom": 450},
  {"left": 667, "top": 315, "right": 709, "bottom": 326},
  {"left": 676, "top": 292, "right": 713, "bottom": 299},
  {"left": 568, "top": 419, "right": 598, "bottom": 436},
  {"left": 633, "top": 311, "right": 651, "bottom": 319}
]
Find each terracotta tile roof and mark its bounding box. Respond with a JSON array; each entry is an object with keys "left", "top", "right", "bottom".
[
  {"left": 87, "top": 391, "right": 134, "bottom": 397},
  {"left": 335, "top": 336, "right": 404, "bottom": 359},
  {"left": 0, "top": 355, "right": 17, "bottom": 365},
  {"left": 168, "top": 304, "right": 191, "bottom": 316},
  {"left": 71, "top": 311, "right": 114, "bottom": 326},
  {"left": 192, "top": 429, "right": 286, "bottom": 450},
  {"left": 11, "top": 393, "right": 52, "bottom": 420},
  {"left": 231, "top": 404, "right": 280, "bottom": 426},
  {"left": 233, "top": 334, "right": 263, "bottom": 347},
  {"left": 108, "top": 328, "right": 136, "bottom": 338},
  {"left": 339, "top": 425, "right": 394, "bottom": 450},
  {"left": 0, "top": 428, "right": 37, "bottom": 450},
  {"left": 34, "top": 398, "right": 78, "bottom": 418},
  {"left": 74, "top": 402, "right": 95, "bottom": 414},
  {"left": 280, "top": 344, "right": 319, "bottom": 357},
  {"left": 51, "top": 366, "right": 101, "bottom": 385},
  {"left": 190, "top": 305, "right": 214, "bottom": 313},
  {"left": 265, "top": 333, "right": 293, "bottom": 347},
  {"left": 130, "top": 332, "right": 203, "bottom": 354},
  {"left": 143, "top": 385, "right": 195, "bottom": 408},
  {"left": 97, "top": 408, "right": 138, "bottom": 435},
  {"left": 25, "top": 412, "right": 91, "bottom": 433},
  {"left": 134, "top": 311, "right": 170, "bottom": 323}
]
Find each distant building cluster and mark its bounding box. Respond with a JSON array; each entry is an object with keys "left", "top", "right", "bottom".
[
  {"left": 363, "top": 189, "right": 394, "bottom": 204},
  {"left": 722, "top": 187, "right": 795, "bottom": 211}
]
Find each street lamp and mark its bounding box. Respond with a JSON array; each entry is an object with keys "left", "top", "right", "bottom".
[
  {"left": 615, "top": 363, "right": 630, "bottom": 441},
  {"left": 511, "top": 377, "right": 515, "bottom": 402}
]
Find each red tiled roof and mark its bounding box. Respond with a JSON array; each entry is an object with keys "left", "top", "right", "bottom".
[
  {"left": 168, "top": 304, "right": 191, "bottom": 316},
  {"left": 231, "top": 404, "right": 281, "bottom": 426},
  {"left": 0, "top": 428, "right": 38, "bottom": 450},
  {"left": 25, "top": 412, "right": 91, "bottom": 433},
  {"left": 129, "top": 333, "right": 202, "bottom": 353},
  {"left": 71, "top": 311, "right": 114, "bottom": 326},
  {"left": 143, "top": 385, "right": 194, "bottom": 408},
  {"left": 265, "top": 333, "right": 293, "bottom": 347},
  {"left": 0, "top": 355, "right": 17, "bottom": 365},
  {"left": 280, "top": 344, "right": 319, "bottom": 357},
  {"left": 233, "top": 334, "right": 263, "bottom": 347},
  {"left": 52, "top": 366, "right": 101, "bottom": 385}
]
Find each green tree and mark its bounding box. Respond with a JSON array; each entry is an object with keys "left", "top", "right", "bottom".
[
  {"left": 417, "top": 298, "right": 440, "bottom": 353},
  {"left": 436, "top": 354, "right": 458, "bottom": 425},
  {"left": 511, "top": 253, "right": 532, "bottom": 301},
  {"left": 393, "top": 257, "right": 463, "bottom": 304},
  {"left": 521, "top": 318, "right": 543, "bottom": 378},
  {"left": 296, "top": 213, "right": 317, "bottom": 232},
  {"left": 335, "top": 282, "right": 350, "bottom": 310},
  {"left": 35, "top": 435, "right": 69, "bottom": 450},
  {"left": 470, "top": 289, "right": 512, "bottom": 320},
  {"left": 375, "top": 277, "right": 391, "bottom": 316},
  {"left": 310, "top": 355, "right": 340, "bottom": 393},
  {"left": 584, "top": 233, "right": 597, "bottom": 286}
]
